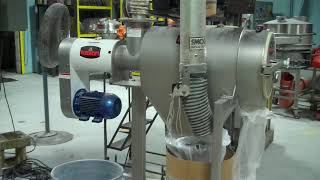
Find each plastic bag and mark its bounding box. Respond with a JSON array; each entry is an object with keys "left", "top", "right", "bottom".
[
  {"left": 166, "top": 129, "right": 231, "bottom": 162},
  {"left": 233, "top": 108, "right": 272, "bottom": 180}
]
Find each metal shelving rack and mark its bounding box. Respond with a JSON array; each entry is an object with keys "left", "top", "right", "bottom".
[
  {"left": 264, "top": 17, "right": 314, "bottom": 119},
  {"left": 76, "top": 0, "right": 113, "bottom": 38},
  {"left": 304, "top": 67, "right": 320, "bottom": 112},
  {"left": 274, "top": 66, "right": 306, "bottom": 118},
  {"left": 272, "top": 41, "right": 313, "bottom": 119}
]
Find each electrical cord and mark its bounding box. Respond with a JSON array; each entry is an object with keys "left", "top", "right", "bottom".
[
  {"left": 0, "top": 63, "right": 16, "bottom": 132},
  {"left": 1, "top": 36, "right": 16, "bottom": 132},
  {"left": 166, "top": 86, "right": 184, "bottom": 137},
  {"left": 166, "top": 93, "right": 175, "bottom": 137},
  {"left": 26, "top": 138, "right": 37, "bottom": 153},
  {"left": 3, "top": 158, "right": 52, "bottom": 180},
  {"left": 175, "top": 97, "right": 182, "bottom": 135}
]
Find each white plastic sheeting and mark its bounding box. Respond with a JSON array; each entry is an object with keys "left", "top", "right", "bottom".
[
  {"left": 233, "top": 108, "right": 273, "bottom": 180},
  {"left": 166, "top": 129, "right": 231, "bottom": 162}
]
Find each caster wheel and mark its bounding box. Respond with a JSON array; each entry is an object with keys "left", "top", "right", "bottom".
[
  {"left": 315, "top": 111, "right": 320, "bottom": 120},
  {"left": 291, "top": 109, "right": 301, "bottom": 119},
  {"left": 310, "top": 104, "right": 317, "bottom": 111},
  {"left": 272, "top": 97, "right": 279, "bottom": 105},
  {"left": 293, "top": 112, "right": 301, "bottom": 119}
]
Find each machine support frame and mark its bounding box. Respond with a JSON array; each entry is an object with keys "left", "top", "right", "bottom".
[
  {"left": 211, "top": 97, "right": 237, "bottom": 180},
  {"left": 131, "top": 87, "right": 146, "bottom": 179}
]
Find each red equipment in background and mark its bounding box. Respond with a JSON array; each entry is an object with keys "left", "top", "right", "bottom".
[
  {"left": 312, "top": 48, "right": 320, "bottom": 68},
  {"left": 279, "top": 72, "right": 309, "bottom": 108}
]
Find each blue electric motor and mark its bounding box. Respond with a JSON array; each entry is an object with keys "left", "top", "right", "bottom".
[{"left": 73, "top": 89, "right": 122, "bottom": 123}]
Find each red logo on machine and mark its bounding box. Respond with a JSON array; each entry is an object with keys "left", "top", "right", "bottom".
[{"left": 80, "top": 46, "right": 101, "bottom": 58}]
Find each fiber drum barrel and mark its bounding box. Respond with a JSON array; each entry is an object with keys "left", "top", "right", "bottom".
[{"left": 51, "top": 159, "right": 123, "bottom": 180}]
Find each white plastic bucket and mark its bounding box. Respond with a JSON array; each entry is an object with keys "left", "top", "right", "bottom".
[{"left": 51, "top": 159, "right": 123, "bottom": 180}]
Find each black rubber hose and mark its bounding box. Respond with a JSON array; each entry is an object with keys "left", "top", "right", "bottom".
[{"left": 38, "top": 3, "right": 70, "bottom": 68}]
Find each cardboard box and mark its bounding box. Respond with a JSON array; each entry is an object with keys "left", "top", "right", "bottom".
[
  {"left": 167, "top": 150, "right": 234, "bottom": 180},
  {"left": 206, "top": 3, "right": 217, "bottom": 17}
]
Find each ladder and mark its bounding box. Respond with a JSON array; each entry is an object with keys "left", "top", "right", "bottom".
[
  {"left": 107, "top": 94, "right": 158, "bottom": 151},
  {"left": 105, "top": 87, "right": 165, "bottom": 177}
]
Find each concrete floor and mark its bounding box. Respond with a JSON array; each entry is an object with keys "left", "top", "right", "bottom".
[{"left": 0, "top": 73, "right": 319, "bottom": 180}]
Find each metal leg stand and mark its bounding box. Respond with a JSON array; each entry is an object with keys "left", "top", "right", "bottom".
[
  {"left": 211, "top": 98, "right": 236, "bottom": 180},
  {"left": 131, "top": 87, "right": 146, "bottom": 180},
  {"left": 43, "top": 67, "right": 51, "bottom": 134},
  {"left": 104, "top": 119, "right": 109, "bottom": 160},
  {"left": 292, "top": 68, "right": 301, "bottom": 119},
  {"left": 30, "top": 67, "right": 73, "bottom": 146},
  {"left": 103, "top": 73, "right": 109, "bottom": 160},
  {"left": 311, "top": 68, "right": 317, "bottom": 106}
]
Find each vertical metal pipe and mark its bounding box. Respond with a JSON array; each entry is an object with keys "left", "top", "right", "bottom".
[
  {"left": 131, "top": 87, "right": 146, "bottom": 180},
  {"left": 42, "top": 67, "right": 50, "bottom": 133},
  {"left": 180, "top": 0, "right": 213, "bottom": 136},
  {"left": 180, "top": 0, "right": 206, "bottom": 66},
  {"left": 211, "top": 106, "right": 224, "bottom": 180},
  {"left": 129, "top": 87, "right": 131, "bottom": 122},
  {"left": 293, "top": 69, "right": 300, "bottom": 110},
  {"left": 103, "top": 72, "right": 108, "bottom": 160},
  {"left": 126, "top": 0, "right": 150, "bottom": 56},
  {"left": 104, "top": 119, "right": 108, "bottom": 159},
  {"left": 179, "top": 1, "right": 220, "bottom": 180},
  {"left": 126, "top": 36, "right": 143, "bottom": 56}
]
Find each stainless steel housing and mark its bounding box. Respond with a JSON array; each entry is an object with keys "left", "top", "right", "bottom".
[
  {"left": 140, "top": 26, "right": 274, "bottom": 135},
  {"left": 264, "top": 16, "right": 313, "bottom": 52}
]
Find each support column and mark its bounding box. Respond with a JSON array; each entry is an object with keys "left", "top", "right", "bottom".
[
  {"left": 131, "top": 87, "right": 146, "bottom": 180},
  {"left": 211, "top": 98, "right": 236, "bottom": 180},
  {"left": 42, "top": 67, "right": 50, "bottom": 133},
  {"left": 211, "top": 101, "right": 224, "bottom": 180}
]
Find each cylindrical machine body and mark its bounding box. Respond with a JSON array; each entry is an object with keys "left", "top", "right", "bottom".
[
  {"left": 58, "top": 38, "right": 119, "bottom": 119},
  {"left": 69, "top": 38, "right": 118, "bottom": 73},
  {"left": 139, "top": 26, "right": 273, "bottom": 165},
  {"left": 140, "top": 26, "right": 273, "bottom": 128}
]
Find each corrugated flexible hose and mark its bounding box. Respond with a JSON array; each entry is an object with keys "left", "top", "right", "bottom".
[
  {"left": 129, "top": 0, "right": 149, "bottom": 16},
  {"left": 38, "top": 3, "right": 70, "bottom": 68},
  {"left": 182, "top": 77, "right": 213, "bottom": 136}
]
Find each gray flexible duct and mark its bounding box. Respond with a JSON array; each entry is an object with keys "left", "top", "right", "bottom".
[
  {"left": 182, "top": 77, "right": 213, "bottom": 136},
  {"left": 38, "top": 3, "right": 70, "bottom": 68},
  {"left": 129, "top": 0, "right": 149, "bottom": 16}
]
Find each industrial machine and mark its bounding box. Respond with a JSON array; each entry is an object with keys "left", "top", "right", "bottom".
[
  {"left": 40, "top": 1, "right": 279, "bottom": 180},
  {"left": 264, "top": 16, "right": 314, "bottom": 118}
]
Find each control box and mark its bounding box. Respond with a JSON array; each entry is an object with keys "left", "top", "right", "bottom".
[{"left": 0, "top": 0, "right": 28, "bottom": 31}]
